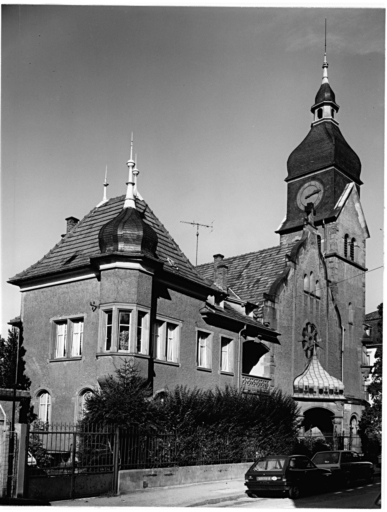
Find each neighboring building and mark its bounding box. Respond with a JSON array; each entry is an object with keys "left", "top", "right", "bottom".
[
  {"left": 361, "top": 309, "right": 383, "bottom": 402},
  {"left": 8, "top": 52, "right": 371, "bottom": 436}
]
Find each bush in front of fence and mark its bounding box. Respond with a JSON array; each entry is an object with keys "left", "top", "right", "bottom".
[{"left": 79, "top": 359, "right": 301, "bottom": 467}]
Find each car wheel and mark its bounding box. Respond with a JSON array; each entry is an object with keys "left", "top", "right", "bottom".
[
  {"left": 247, "top": 492, "right": 258, "bottom": 499},
  {"left": 343, "top": 473, "right": 351, "bottom": 487},
  {"left": 366, "top": 472, "right": 374, "bottom": 484},
  {"left": 289, "top": 485, "right": 301, "bottom": 499}
]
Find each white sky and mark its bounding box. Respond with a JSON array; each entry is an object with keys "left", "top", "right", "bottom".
[{"left": 1, "top": 3, "right": 385, "bottom": 336}]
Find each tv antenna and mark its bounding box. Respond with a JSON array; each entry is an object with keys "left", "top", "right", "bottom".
[{"left": 181, "top": 220, "right": 213, "bottom": 266}]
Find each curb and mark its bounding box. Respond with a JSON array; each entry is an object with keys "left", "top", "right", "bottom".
[{"left": 187, "top": 492, "right": 247, "bottom": 507}]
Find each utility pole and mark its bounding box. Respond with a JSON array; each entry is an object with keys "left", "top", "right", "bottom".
[{"left": 181, "top": 220, "right": 213, "bottom": 266}]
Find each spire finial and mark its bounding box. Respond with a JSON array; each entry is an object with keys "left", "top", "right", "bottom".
[
  {"left": 96, "top": 165, "right": 109, "bottom": 207},
  {"left": 133, "top": 153, "right": 139, "bottom": 198},
  {"left": 124, "top": 133, "right": 136, "bottom": 209},
  {"left": 322, "top": 18, "right": 329, "bottom": 84}
]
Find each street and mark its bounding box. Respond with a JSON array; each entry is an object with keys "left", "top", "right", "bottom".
[
  {"left": 51, "top": 477, "right": 381, "bottom": 508},
  {"left": 206, "top": 481, "right": 381, "bottom": 509}
]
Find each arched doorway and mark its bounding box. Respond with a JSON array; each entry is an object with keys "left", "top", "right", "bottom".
[{"left": 302, "top": 407, "right": 334, "bottom": 438}]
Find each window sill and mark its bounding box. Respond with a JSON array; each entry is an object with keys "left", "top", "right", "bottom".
[
  {"left": 220, "top": 371, "right": 234, "bottom": 376},
  {"left": 96, "top": 352, "right": 150, "bottom": 358},
  {"left": 154, "top": 359, "right": 180, "bottom": 367},
  {"left": 197, "top": 366, "right": 212, "bottom": 373},
  {"left": 49, "top": 357, "right": 82, "bottom": 362}
]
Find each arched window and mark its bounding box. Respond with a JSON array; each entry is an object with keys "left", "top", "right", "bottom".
[
  {"left": 317, "top": 234, "right": 322, "bottom": 253},
  {"left": 78, "top": 389, "right": 93, "bottom": 420},
  {"left": 344, "top": 234, "right": 349, "bottom": 258},
  {"left": 348, "top": 303, "right": 354, "bottom": 325},
  {"left": 38, "top": 391, "right": 51, "bottom": 423},
  {"left": 303, "top": 274, "right": 309, "bottom": 293},
  {"left": 350, "top": 415, "right": 358, "bottom": 435},
  {"left": 350, "top": 238, "right": 356, "bottom": 261},
  {"left": 317, "top": 108, "right": 323, "bottom": 120},
  {"left": 315, "top": 280, "right": 321, "bottom": 298},
  {"left": 310, "top": 272, "right": 315, "bottom": 294}
]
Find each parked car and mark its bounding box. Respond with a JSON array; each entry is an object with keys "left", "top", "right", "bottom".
[
  {"left": 245, "top": 454, "right": 332, "bottom": 499},
  {"left": 312, "top": 450, "right": 374, "bottom": 487}
]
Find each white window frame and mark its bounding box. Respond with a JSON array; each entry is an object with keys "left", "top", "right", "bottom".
[
  {"left": 99, "top": 304, "right": 150, "bottom": 355},
  {"left": 220, "top": 336, "right": 234, "bottom": 373},
  {"left": 196, "top": 329, "right": 213, "bottom": 370},
  {"left": 153, "top": 317, "right": 180, "bottom": 363},
  {"left": 38, "top": 391, "right": 51, "bottom": 423},
  {"left": 52, "top": 317, "right": 84, "bottom": 360}
]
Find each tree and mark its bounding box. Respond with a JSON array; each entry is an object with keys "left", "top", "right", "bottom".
[
  {"left": 81, "top": 358, "right": 153, "bottom": 427},
  {"left": 359, "top": 303, "right": 382, "bottom": 456},
  {"left": 0, "top": 327, "right": 30, "bottom": 390}
]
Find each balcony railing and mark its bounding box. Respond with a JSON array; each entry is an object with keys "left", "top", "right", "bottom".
[{"left": 241, "top": 374, "right": 271, "bottom": 394}]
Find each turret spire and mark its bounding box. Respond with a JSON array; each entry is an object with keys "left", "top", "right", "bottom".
[
  {"left": 96, "top": 165, "right": 109, "bottom": 207},
  {"left": 133, "top": 153, "right": 139, "bottom": 198},
  {"left": 124, "top": 133, "right": 136, "bottom": 209}
]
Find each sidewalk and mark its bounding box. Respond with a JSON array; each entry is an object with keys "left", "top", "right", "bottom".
[{"left": 51, "top": 479, "right": 247, "bottom": 507}]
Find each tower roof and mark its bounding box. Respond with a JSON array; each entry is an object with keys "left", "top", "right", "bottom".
[
  {"left": 286, "top": 121, "right": 362, "bottom": 184},
  {"left": 314, "top": 82, "right": 336, "bottom": 105}
]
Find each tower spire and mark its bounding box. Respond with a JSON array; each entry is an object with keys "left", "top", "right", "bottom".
[
  {"left": 124, "top": 133, "right": 136, "bottom": 209},
  {"left": 97, "top": 165, "right": 109, "bottom": 207},
  {"left": 322, "top": 18, "right": 329, "bottom": 84}
]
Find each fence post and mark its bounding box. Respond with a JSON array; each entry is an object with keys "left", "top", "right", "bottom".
[
  {"left": 69, "top": 431, "right": 77, "bottom": 500},
  {"left": 16, "top": 424, "right": 28, "bottom": 498},
  {"left": 112, "top": 426, "right": 120, "bottom": 495}
]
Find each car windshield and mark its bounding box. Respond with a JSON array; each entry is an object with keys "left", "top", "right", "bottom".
[
  {"left": 252, "top": 458, "right": 286, "bottom": 471},
  {"left": 312, "top": 452, "right": 340, "bottom": 464}
]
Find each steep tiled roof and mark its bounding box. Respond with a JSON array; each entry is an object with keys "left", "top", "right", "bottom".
[
  {"left": 293, "top": 353, "right": 345, "bottom": 399},
  {"left": 365, "top": 310, "right": 380, "bottom": 322},
  {"left": 197, "top": 243, "right": 296, "bottom": 314},
  {"left": 9, "top": 196, "right": 210, "bottom": 288},
  {"left": 286, "top": 121, "right": 361, "bottom": 184}
]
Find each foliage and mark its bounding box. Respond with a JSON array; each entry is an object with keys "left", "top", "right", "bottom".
[
  {"left": 81, "top": 359, "right": 153, "bottom": 427},
  {"left": 0, "top": 327, "right": 31, "bottom": 390},
  {"left": 28, "top": 421, "right": 54, "bottom": 467},
  {"left": 359, "top": 303, "right": 383, "bottom": 455}
]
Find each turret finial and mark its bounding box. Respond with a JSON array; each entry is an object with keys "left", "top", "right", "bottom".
[
  {"left": 124, "top": 133, "right": 136, "bottom": 209},
  {"left": 96, "top": 165, "right": 109, "bottom": 207},
  {"left": 133, "top": 153, "right": 139, "bottom": 198}
]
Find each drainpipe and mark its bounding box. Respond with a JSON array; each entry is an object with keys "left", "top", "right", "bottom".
[
  {"left": 238, "top": 326, "right": 247, "bottom": 392},
  {"left": 341, "top": 326, "right": 346, "bottom": 383}
]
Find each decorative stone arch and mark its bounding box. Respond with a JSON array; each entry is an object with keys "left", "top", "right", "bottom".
[
  {"left": 301, "top": 407, "right": 336, "bottom": 437},
  {"left": 75, "top": 387, "right": 94, "bottom": 421}
]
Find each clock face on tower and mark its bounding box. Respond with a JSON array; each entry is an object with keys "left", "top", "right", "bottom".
[{"left": 296, "top": 180, "right": 324, "bottom": 211}]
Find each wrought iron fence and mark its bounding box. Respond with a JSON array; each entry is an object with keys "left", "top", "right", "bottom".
[
  {"left": 296, "top": 432, "right": 363, "bottom": 456},
  {"left": 28, "top": 422, "right": 116, "bottom": 476}
]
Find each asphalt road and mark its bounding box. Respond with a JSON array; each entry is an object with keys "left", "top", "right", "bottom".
[{"left": 205, "top": 481, "right": 381, "bottom": 509}]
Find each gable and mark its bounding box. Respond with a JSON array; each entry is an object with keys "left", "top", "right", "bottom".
[
  {"left": 333, "top": 183, "right": 370, "bottom": 239},
  {"left": 9, "top": 196, "right": 210, "bottom": 288}
]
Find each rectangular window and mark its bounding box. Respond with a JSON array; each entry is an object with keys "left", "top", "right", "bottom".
[
  {"left": 136, "top": 311, "right": 149, "bottom": 355},
  {"left": 105, "top": 310, "right": 113, "bottom": 351},
  {"left": 71, "top": 319, "right": 84, "bottom": 357},
  {"left": 197, "top": 331, "right": 212, "bottom": 369},
  {"left": 154, "top": 319, "right": 179, "bottom": 363},
  {"left": 118, "top": 310, "right": 131, "bottom": 351},
  {"left": 220, "top": 337, "right": 234, "bottom": 373},
  {"left": 55, "top": 322, "right": 67, "bottom": 358}
]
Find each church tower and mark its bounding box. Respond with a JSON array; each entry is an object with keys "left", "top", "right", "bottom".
[{"left": 276, "top": 48, "right": 370, "bottom": 426}]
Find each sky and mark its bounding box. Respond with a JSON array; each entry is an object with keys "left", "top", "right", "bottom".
[{"left": 1, "top": 4, "right": 385, "bottom": 336}]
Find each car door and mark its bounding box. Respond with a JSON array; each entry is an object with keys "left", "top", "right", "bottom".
[{"left": 341, "top": 451, "right": 354, "bottom": 481}]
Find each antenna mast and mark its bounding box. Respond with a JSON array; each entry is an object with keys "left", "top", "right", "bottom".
[
  {"left": 325, "top": 18, "right": 327, "bottom": 54},
  {"left": 181, "top": 220, "right": 213, "bottom": 266}
]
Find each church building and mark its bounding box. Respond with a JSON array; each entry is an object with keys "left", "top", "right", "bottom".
[{"left": 8, "top": 51, "right": 369, "bottom": 437}]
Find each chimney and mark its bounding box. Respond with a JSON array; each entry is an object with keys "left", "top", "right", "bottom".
[
  {"left": 65, "top": 216, "right": 79, "bottom": 233},
  {"left": 213, "top": 254, "right": 228, "bottom": 291}
]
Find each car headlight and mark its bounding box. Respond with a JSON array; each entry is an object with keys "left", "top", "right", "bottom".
[{"left": 271, "top": 476, "right": 278, "bottom": 481}]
